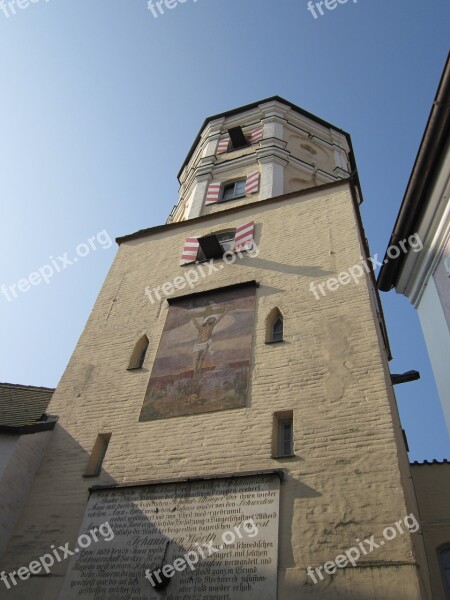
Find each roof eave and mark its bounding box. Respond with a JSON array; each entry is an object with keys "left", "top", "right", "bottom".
[
  {"left": 378, "top": 52, "right": 450, "bottom": 292},
  {"left": 0, "top": 416, "right": 58, "bottom": 435}
]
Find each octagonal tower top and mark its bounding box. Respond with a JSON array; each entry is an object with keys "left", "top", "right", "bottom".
[{"left": 167, "top": 96, "right": 358, "bottom": 224}]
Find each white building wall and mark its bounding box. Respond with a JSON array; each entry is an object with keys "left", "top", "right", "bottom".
[
  {"left": 418, "top": 276, "right": 450, "bottom": 436},
  {"left": 0, "top": 431, "right": 52, "bottom": 559},
  {"left": 0, "top": 435, "right": 18, "bottom": 478}
]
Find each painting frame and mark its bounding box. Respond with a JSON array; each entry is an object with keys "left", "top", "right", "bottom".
[{"left": 139, "top": 281, "right": 257, "bottom": 421}]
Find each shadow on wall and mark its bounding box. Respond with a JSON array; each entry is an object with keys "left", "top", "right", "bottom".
[
  {"left": 0, "top": 425, "right": 415, "bottom": 600},
  {"left": 239, "top": 256, "right": 333, "bottom": 279},
  {"left": 278, "top": 467, "right": 321, "bottom": 570},
  {"left": 281, "top": 564, "right": 423, "bottom": 600},
  {"left": 0, "top": 424, "right": 116, "bottom": 599},
  {"left": 0, "top": 430, "right": 291, "bottom": 600}
]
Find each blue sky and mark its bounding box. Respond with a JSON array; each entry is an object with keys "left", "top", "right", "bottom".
[{"left": 0, "top": 0, "right": 449, "bottom": 460}]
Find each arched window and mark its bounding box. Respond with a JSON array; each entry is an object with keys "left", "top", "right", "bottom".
[
  {"left": 128, "top": 335, "right": 149, "bottom": 370},
  {"left": 439, "top": 546, "right": 450, "bottom": 598},
  {"left": 266, "top": 308, "right": 284, "bottom": 343},
  {"left": 272, "top": 316, "right": 284, "bottom": 342}
]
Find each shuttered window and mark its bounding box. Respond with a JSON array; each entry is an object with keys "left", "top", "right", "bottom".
[
  {"left": 217, "top": 136, "right": 230, "bottom": 154},
  {"left": 249, "top": 126, "right": 264, "bottom": 144},
  {"left": 180, "top": 221, "right": 255, "bottom": 265},
  {"left": 180, "top": 237, "right": 200, "bottom": 265},
  {"left": 245, "top": 171, "right": 260, "bottom": 195},
  {"left": 206, "top": 172, "right": 260, "bottom": 207},
  {"left": 222, "top": 179, "right": 246, "bottom": 202},
  {"left": 217, "top": 125, "right": 263, "bottom": 155},
  {"left": 233, "top": 221, "right": 254, "bottom": 252},
  {"left": 206, "top": 183, "right": 221, "bottom": 204}
]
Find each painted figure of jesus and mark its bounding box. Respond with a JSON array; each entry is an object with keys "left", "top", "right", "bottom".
[{"left": 190, "top": 304, "right": 230, "bottom": 384}]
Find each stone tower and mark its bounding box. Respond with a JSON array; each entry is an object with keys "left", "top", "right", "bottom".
[{"left": 1, "top": 97, "right": 430, "bottom": 600}]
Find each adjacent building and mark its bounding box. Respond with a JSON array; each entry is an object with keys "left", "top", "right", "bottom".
[
  {"left": 411, "top": 460, "right": 450, "bottom": 600},
  {"left": 0, "top": 383, "right": 56, "bottom": 559},
  {"left": 378, "top": 53, "right": 450, "bottom": 436}
]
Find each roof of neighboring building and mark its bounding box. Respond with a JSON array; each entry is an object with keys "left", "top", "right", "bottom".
[
  {"left": 177, "top": 95, "right": 356, "bottom": 181},
  {"left": 410, "top": 459, "right": 450, "bottom": 466},
  {"left": 378, "top": 52, "right": 450, "bottom": 292},
  {"left": 0, "top": 382, "right": 56, "bottom": 433}
]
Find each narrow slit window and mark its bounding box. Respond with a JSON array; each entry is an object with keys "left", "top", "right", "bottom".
[
  {"left": 272, "top": 411, "right": 294, "bottom": 458},
  {"left": 84, "top": 433, "right": 111, "bottom": 477},
  {"left": 279, "top": 419, "right": 293, "bottom": 456}
]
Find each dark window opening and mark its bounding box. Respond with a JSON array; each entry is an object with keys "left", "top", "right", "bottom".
[
  {"left": 272, "top": 317, "right": 284, "bottom": 342},
  {"left": 84, "top": 433, "right": 111, "bottom": 477},
  {"left": 197, "top": 230, "right": 235, "bottom": 262},
  {"left": 266, "top": 308, "right": 284, "bottom": 343},
  {"left": 272, "top": 411, "right": 294, "bottom": 458},
  {"left": 279, "top": 419, "right": 293, "bottom": 456},
  {"left": 198, "top": 235, "right": 224, "bottom": 261},
  {"left": 136, "top": 347, "right": 147, "bottom": 369},
  {"left": 228, "top": 126, "right": 249, "bottom": 150},
  {"left": 128, "top": 335, "right": 149, "bottom": 370}
]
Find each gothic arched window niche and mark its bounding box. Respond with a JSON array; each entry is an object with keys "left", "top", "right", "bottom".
[
  {"left": 128, "top": 335, "right": 149, "bottom": 370},
  {"left": 265, "top": 308, "right": 284, "bottom": 344}
]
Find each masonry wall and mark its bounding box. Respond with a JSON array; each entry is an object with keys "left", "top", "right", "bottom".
[{"left": 1, "top": 182, "right": 426, "bottom": 599}]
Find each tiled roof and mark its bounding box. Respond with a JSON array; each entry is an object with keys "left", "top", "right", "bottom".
[
  {"left": 410, "top": 459, "right": 450, "bottom": 465},
  {"left": 0, "top": 382, "right": 54, "bottom": 428}
]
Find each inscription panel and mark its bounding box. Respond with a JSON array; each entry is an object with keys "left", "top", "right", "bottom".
[{"left": 59, "top": 474, "right": 280, "bottom": 600}]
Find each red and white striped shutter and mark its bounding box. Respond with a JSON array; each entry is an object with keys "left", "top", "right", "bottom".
[
  {"left": 205, "top": 182, "right": 221, "bottom": 204},
  {"left": 249, "top": 126, "right": 264, "bottom": 144},
  {"left": 217, "top": 136, "right": 229, "bottom": 154},
  {"left": 245, "top": 171, "right": 260, "bottom": 196},
  {"left": 234, "top": 221, "right": 255, "bottom": 252},
  {"left": 180, "top": 237, "right": 199, "bottom": 265}
]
